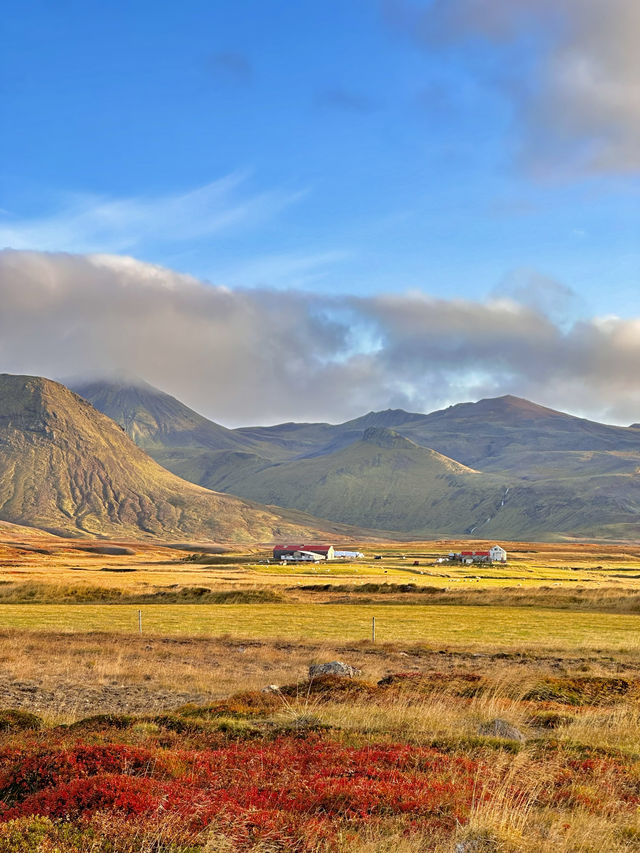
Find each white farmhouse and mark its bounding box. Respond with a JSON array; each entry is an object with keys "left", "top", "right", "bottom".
[{"left": 489, "top": 545, "right": 507, "bottom": 563}]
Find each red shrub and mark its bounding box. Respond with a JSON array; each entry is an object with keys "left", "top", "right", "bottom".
[
  {"left": 6, "top": 774, "right": 168, "bottom": 820},
  {"left": 0, "top": 744, "right": 156, "bottom": 803},
  {"left": 1, "top": 733, "right": 636, "bottom": 851}
]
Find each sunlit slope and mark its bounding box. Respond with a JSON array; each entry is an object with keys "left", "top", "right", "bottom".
[
  {"left": 0, "top": 374, "right": 358, "bottom": 542},
  {"left": 165, "top": 428, "right": 640, "bottom": 541},
  {"left": 188, "top": 427, "right": 506, "bottom": 534}
]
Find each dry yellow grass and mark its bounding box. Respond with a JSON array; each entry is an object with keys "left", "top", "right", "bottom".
[{"left": 1, "top": 535, "right": 639, "bottom": 851}]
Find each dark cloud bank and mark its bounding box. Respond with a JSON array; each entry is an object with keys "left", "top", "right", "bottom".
[{"left": 1, "top": 249, "right": 639, "bottom": 426}]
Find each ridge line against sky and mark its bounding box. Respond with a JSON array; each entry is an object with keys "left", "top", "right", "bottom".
[{"left": 0, "top": 1, "right": 639, "bottom": 423}]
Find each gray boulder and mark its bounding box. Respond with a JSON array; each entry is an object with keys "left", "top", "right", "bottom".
[
  {"left": 478, "top": 718, "right": 525, "bottom": 742},
  {"left": 261, "top": 684, "right": 281, "bottom": 693},
  {"left": 308, "top": 661, "right": 362, "bottom": 679}
]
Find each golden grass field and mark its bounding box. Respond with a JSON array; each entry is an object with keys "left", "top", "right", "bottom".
[
  {"left": 0, "top": 603, "right": 639, "bottom": 652},
  {"left": 1, "top": 534, "right": 639, "bottom": 648},
  {"left": 1, "top": 531, "right": 640, "bottom": 851}
]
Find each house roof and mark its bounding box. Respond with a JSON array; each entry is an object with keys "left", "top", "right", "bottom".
[{"left": 273, "top": 544, "right": 333, "bottom": 552}]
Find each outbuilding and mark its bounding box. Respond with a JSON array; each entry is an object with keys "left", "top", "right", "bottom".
[
  {"left": 280, "top": 550, "right": 325, "bottom": 563},
  {"left": 489, "top": 545, "right": 508, "bottom": 563},
  {"left": 273, "top": 544, "right": 335, "bottom": 561}
]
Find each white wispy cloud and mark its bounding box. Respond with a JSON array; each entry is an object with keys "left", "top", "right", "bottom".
[
  {"left": 0, "top": 174, "right": 305, "bottom": 255},
  {"left": 212, "top": 249, "right": 352, "bottom": 290}
]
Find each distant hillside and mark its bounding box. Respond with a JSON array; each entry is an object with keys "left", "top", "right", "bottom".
[
  {"left": 72, "top": 377, "right": 640, "bottom": 541},
  {"left": 172, "top": 425, "right": 640, "bottom": 540},
  {"left": 0, "top": 374, "right": 359, "bottom": 543},
  {"left": 262, "top": 396, "right": 640, "bottom": 469},
  {"left": 193, "top": 427, "right": 506, "bottom": 534},
  {"left": 389, "top": 396, "right": 640, "bottom": 470}
]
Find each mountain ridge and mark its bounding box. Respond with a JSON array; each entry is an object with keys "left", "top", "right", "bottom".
[
  {"left": 0, "top": 374, "right": 364, "bottom": 543},
  {"left": 68, "top": 375, "right": 640, "bottom": 541}
]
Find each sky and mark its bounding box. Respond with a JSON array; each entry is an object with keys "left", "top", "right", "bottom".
[{"left": 1, "top": 0, "right": 639, "bottom": 425}]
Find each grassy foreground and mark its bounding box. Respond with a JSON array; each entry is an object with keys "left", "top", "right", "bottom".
[
  {"left": 0, "top": 603, "right": 639, "bottom": 652},
  {"left": 1, "top": 661, "right": 639, "bottom": 853},
  {"left": 1, "top": 537, "right": 639, "bottom": 851}
]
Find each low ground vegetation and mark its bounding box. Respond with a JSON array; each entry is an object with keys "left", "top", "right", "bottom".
[
  {"left": 0, "top": 538, "right": 638, "bottom": 850},
  {"left": 0, "top": 664, "right": 638, "bottom": 852}
]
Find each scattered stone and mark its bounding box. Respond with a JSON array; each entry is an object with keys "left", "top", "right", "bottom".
[
  {"left": 308, "top": 661, "right": 362, "bottom": 679},
  {"left": 478, "top": 718, "right": 526, "bottom": 742},
  {"left": 262, "top": 684, "right": 281, "bottom": 693}
]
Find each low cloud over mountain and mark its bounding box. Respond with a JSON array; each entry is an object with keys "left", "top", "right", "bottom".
[{"left": 1, "top": 249, "right": 640, "bottom": 425}]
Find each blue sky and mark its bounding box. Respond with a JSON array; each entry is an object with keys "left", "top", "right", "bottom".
[
  {"left": 3, "top": 0, "right": 638, "bottom": 316},
  {"left": 1, "top": 1, "right": 640, "bottom": 425}
]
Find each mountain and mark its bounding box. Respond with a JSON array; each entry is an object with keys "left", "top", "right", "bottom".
[
  {"left": 0, "top": 374, "right": 359, "bottom": 542},
  {"left": 159, "top": 424, "right": 640, "bottom": 540},
  {"left": 72, "top": 378, "right": 640, "bottom": 541},
  {"left": 270, "top": 396, "right": 640, "bottom": 469},
  {"left": 69, "top": 376, "right": 255, "bottom": 453},
  {"left": 389, "top": 396, "right": 640, "bottom": 470},
  {"left": 238, "top": 395, "right": 640, "bottom": 468},
  {"left": 192, "top": 426, "right": 505, "bottom": 534}
]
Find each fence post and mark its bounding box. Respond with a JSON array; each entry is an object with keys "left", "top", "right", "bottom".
[
  {"left": 138, "top": 609, "right": 142, "bottom": 635},
  {"left": 372, "top": 616, "right": 376, "bottom": 643}
]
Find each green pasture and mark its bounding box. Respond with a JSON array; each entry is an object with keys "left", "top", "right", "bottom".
[
  {"left": 245, "top": 555, "right": 640, "bottom": 588},
  {"left": 1, "top": 603, "right": 639, "bottom": 652}
]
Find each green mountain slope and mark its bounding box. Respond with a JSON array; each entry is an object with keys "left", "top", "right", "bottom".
[
  {"left": 0, "top": 374, "right": 359, "bottom": 543},
  {"left": 194, "top": 427, "right": 510, "bottom": 534},
  {"left": 390, "top": 396, "right": 640, "bottom": 470},
  {"left": 266, "top": 396, "right": 640, "bottom": 470},
  {"left": 199, "top": 428, "right": 640, "bottom": 540},
  {"left": 71, "top": 378, "right": 640, "bottom": 541}
]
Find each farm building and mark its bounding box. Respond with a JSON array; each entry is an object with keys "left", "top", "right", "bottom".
[
  {"left": 273, "top": 544, "right": 335, "bottom": 561},
  {"left": 334, "top": 550, "right": 364, "bottom": 559},
  {"left": 489, "top": 545, "right": 507, "bottom": 562},
  {"left": 448, "top": 545, "right": 508, "bottom": 564},
  {"left": 279, "top": 550, "right": 325, "bottom": 563}
]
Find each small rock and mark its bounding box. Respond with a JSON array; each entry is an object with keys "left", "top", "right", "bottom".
[
  {"left": 308, "top": 661, "right": 362, "bottom": 679},
  {"left": 455, "top": 838, "right": 497, "bottom": 853},
  {"left": 478, "top": 718, "right": 525, "bottom": 742},
  {"left": 262, "top": 684, "right": 281, "bottom": 693}
]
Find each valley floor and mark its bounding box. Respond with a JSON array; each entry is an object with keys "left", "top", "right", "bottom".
[{"left": 0, "top": 536, "right": 639, "bottom": 851}]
